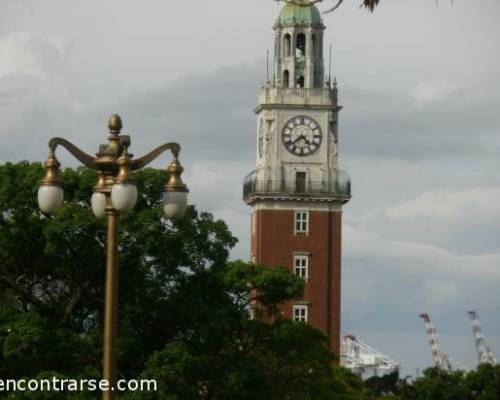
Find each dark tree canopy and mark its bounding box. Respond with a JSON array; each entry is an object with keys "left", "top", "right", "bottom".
[
  {"left": 1, "top": 163, "right": 497, "bottom": 399},
  {"left": 0, "top": 162, "right": 360, "bottom": 399}
]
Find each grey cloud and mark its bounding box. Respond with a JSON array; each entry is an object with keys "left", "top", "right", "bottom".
[
  {"left": 341, "top": 83, "right": 500, "bottom": 161},
  {"left": 112, "top": 62, "right": 263, "bottom": 164}
]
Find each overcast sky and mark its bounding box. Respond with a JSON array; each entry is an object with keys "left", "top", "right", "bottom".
[{"left": 1, "top": 0, "right": 499, "bottom": 376}]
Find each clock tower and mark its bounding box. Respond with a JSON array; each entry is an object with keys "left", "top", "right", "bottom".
[{"left": 243, "top": 1, "right": 351, "bottom": 356}]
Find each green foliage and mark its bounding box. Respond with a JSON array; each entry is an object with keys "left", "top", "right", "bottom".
[
  {"left": 224, "top": 260, "right": 304, "bottom": 317},
  {"left": 466, "top": 363, "right": 500, "bottom": 400},
  {"left": 365, "top": 371, "right": 402, "bottom": 397},
  {"left": 2, "top": 162, "right": 496, "bottom": 400},
  {"left": 133, "top": 321, "right": 365, "bottom": 400},
  {"left": 128, "top": 262, "right": 335, "bottom": 399},
  {"left": 363, "top": 365, "right": 500, "bottom": 400},
  {"left": 0, "top": 162, "right": 352, "bottom": 400},
  {"left": 408, "top": 368, "right": 468, "bottom": 400}
]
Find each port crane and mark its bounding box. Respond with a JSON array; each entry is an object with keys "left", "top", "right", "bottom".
[
  {"left": 341, "top": 334, "right": 399, "bottom": 377},
  {"left": 468, "top": 311, "right": 497, "bottom": 365},
  {"left": 419, "top": 313, "right": 469, "bottom": 371}
]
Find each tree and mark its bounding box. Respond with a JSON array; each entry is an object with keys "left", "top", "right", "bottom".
[
  {"left": 365, "top": 371, "right": 401, "bottom": 397},
  {"left": 277, "top": 0, "right": 380, "bottom": 13},
  {"left": 129, "top": 260, "right": 337, "bottom": 400},
  {"left": 277, "top": 0, "right": 453, "bottom": 13},
  {"left": 0, "top": 162, "right": 365, "bottom": 399},
  {"left": 407, "top": 368, "right": 468, "bottom": 400},
  {"left": 399, "top": 365, "right": 500, "bottom": 400},
  {"left": 0, "top": 162, "right": 236, "bottom": 395},
  {"left": 465, "top": 364, "right": 500, "bottom": 400}
]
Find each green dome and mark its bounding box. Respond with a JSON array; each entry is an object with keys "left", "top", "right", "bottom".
[{"left": 276, "top": 2, "right": 323, "bottom": 27}]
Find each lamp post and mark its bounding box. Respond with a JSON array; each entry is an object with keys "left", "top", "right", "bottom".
[{"left": 37, "top": 114, "right": 189, "bottom": 399}]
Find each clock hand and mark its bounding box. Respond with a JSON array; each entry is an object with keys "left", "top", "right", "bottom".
[
  {"left": 293, "top": 134, "right": 307, "bottom": 144},
  {"left": 298, "top": 134, "right": 313, "bottom": 145}
]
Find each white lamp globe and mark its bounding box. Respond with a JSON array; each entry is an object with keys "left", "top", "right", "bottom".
[
  {"left": 163, "top": 191, "right": 188, "bottom": 220},
  {"left": 91, "top": 192, "right": 107, "bottom": 218},
  {"left": 111, "top": 183, "right": 137, "bottom": 212},
  {"left": 38, "top": 185, "right": 64, "bottom": 214}
]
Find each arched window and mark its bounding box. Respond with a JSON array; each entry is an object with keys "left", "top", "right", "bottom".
[
  {"left": 312, "top": 34, "right": 317, "bottom": 58},
  {"left": 283, "top": 34, "right": 291, "bottom": 57},
  {"left": 283, "top": 70, "right": 290, "bottom": 88},
  {"left": 296, "top": 33, "right": 306, "bottom": 57}
]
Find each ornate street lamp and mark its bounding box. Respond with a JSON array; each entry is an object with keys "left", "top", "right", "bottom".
[{"left": 37, "top": 114, "right": 188, "bottom": 399}]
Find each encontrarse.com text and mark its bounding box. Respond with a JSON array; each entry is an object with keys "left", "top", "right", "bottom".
[{"left": 0, "top": 378, "right": 157, "bottom": 392}]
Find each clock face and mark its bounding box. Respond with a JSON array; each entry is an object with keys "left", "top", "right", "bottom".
[
  {"left": 258, "top": 120, "right": 264, "bottom": 158},
  {"left": 281, "top": 115, "right": 322, "bottom": 156}
]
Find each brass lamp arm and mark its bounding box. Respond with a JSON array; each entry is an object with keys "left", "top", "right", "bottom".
[
  {"left": 48, "top": 138, "right": 97, "bottom": 170},
  {"left": 132, "top": 142, "right": 181, "bottom": 170}
]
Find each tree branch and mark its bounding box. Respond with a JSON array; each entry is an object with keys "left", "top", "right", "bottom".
[
  {"left": 275, "top": 0, "right": 380, "bottom": 13},
  {"left": 323, "top": 0, "right": 344, "bottom": 13},
  {"left": 0, "top": 273, "right": 45, "bottom": 311}
]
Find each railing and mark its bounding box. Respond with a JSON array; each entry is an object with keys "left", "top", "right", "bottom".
[
  {"left": 280, "top": 88, "right": 332, "bottom": 98},
  {"left": 242, "top": 170, "right": 351, "bottom": 201},
  {"left": 257, "top": 86, "right": 337, "bottom": 106}
]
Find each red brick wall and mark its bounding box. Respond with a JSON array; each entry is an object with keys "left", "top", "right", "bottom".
[{"left": 251, "top": 208, "right": 342, "bottom": 357}]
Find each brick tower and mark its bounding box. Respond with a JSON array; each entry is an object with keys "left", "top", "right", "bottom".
[{"left": 242, "top": 1, "right": 351, "bottom": 356}]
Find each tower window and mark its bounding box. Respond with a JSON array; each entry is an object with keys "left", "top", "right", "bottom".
[
  {"left": 293, "top": 305, "right": 308, "bottom": 322},
  {"left": 294, "top": 255, "right": 309, "bottom": 279},
  {"left": 284, "top": 34, "right": 291, "bottom": 57},
  {"left": 296, "top": 33, "right": 306, "bottom": 57},
  {"left": 295, "top": 172, "right": 306, "bottom": 193},
  {"left": 312, "top": 34, "right": 317, "bottom": 57},
  {"left": 296, "top": 76, "right": 305, "bottom": 88},
  {"left": 283, "top": 70, "right": 290, "bottom": 88},
  {"left": 294, "top": 210, "right": 309, "bottom": 234}
]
